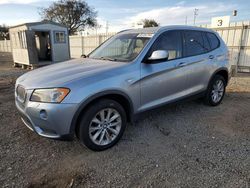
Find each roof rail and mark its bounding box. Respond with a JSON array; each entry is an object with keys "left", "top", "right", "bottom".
[{"left": 117, "top": 29, "right": 132, "bottom": 34}]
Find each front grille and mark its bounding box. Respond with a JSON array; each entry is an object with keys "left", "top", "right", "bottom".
[{"left": 16, "top": 85, "right": 26, "bottom": 103}]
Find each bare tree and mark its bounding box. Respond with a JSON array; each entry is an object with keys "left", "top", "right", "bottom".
[
  {"left": 39, "top": 0, "right": 97, "bottom": 35},
  {"left": 142, "top": 19, "right": 159, "bottom": 28}
]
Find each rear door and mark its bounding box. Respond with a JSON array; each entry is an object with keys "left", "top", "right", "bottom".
[{"left": 182, "top": 30, "right": 213, "bottom": 93}]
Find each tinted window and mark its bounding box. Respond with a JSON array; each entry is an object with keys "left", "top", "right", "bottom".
[
  {"left": 183, "top": 31, "right": 208, "bottom": 57},
  {"left": 150, "top": 31, "right": 182, "bottom": 60},
  {"left": 206, "top": 32, "right": 220, "bottom": 50},
  {"left": 202, "top": 32, "right": 211, "bottom": 51}
]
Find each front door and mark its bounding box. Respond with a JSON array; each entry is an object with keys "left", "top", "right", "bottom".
[{"left": 139, "top": 30, "right": 191, "bottom": 112}]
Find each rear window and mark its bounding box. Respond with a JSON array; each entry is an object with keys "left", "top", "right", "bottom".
[
  {"left": 206, "top": 32, "right": 220, "bottom": 50},
  {"left": 202, "top": 32, "right": 211, "bottom": 52},
  {"left": 183, "top": 31, "right": 209, "bottom": 57}
]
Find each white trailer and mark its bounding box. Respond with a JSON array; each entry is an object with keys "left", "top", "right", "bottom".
[{"left": 9, "top": 21, "right": 70, "bottom": 68}]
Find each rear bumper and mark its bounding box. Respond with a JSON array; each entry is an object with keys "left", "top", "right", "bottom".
[{"left": 15, "top": 96, "right": 78, "bottom": 140}]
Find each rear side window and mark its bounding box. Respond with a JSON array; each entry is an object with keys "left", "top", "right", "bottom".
[
  {"left": 149, "top": 30, "right": 182, "bottom": 60},
  {"left": 202, "top": 32, "right": 211, "bottom": 51},
  {"left": 183, "top": 31, "right": 208, "bottom": 57},
  {"left": 206, "top": 32, "right": 220, "bottom": 50}
]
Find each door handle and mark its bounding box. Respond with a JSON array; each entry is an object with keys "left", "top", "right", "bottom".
[
  {"left": 177, "top": 62, "right": 187, "bottom": 67},
  {"left": 209, "top": 55, "right": 214, "bottom": 59}
]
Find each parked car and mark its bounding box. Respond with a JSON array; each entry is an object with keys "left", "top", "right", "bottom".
[{"left": 15, "top": 26, "right": 230, "bottom": 151}]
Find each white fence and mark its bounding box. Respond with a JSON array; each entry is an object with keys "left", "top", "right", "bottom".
[
  {"left": 69, "top": 33, "right": 116, "bottom": 58},
  {"left": 68, "top": 21, "right": 250, "bottom": 73},
  {"left": 0, "top": 40, "right": 11, "bottom": 52},
  {"left": 201, "top": 21, "right": 250, "bottom": 73},
  {"left": 1, "top": 21, "right": 250, "bottom": 72}
]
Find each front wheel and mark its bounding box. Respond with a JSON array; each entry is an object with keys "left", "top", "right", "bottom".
[
  {"left": 204, "top": 75, "right": 226, "bottom": 106},
  {"left": 78, "top": 99, "right": 127, "bottom": 151}
]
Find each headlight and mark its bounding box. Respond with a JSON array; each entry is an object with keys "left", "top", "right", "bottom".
[{"left": 30, "top": 88, "right": 70, "bottom": 103}]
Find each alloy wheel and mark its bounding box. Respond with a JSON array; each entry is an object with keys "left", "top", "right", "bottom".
[
  {"left": 88, "top": 108, "right": 122, "bottom": 146},
  {"left": 211, "top": 79, "right": 224, "bottom": 103}
]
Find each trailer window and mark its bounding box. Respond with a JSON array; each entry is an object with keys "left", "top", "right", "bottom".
[
  {"left": 54, "top": 31, "right": 65, "bottom": 43},
  {"left": 17, "top": 31, "right": 27, "bottom": 49}
]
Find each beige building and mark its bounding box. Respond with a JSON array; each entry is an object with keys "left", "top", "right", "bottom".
[{"left": 9, "top": 21, "right": 70, "bottom": 67}]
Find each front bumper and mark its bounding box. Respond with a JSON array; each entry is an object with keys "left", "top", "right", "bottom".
[{"left": 15, "top": 89, "right": 78, "bottom": 140}]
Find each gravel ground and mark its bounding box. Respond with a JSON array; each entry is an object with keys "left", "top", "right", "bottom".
[{"left": 0, "top": 52, "right": 250, "bottom": 188}]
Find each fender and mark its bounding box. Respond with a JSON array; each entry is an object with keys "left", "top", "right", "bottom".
[
  {"left": 208, "top": 67, "right": 229, "bottom": 88},
  {"left": 69, "top": 90, "right": 134, "bottom": 136}
]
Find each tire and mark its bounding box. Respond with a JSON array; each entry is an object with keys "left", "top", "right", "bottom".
[
  {"left": 78, "top": 99, "right": 127, "bottom": 151},
  {"left": 204, "top": 75, "right": 226, "bottom": 106}
]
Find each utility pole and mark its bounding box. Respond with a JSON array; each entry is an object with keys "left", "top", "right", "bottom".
[
  {"left": 185, "top": 16, "right": 188, "bottom": 25},
  {"left": 193, "top": 8, "right": 198, "bottom": 25},
  {"left": 105, "top": 21, "right": 109, "bottom": 34}
]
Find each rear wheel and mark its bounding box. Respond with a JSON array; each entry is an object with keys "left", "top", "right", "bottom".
[
  {"left": 204, "top": 75, "right": 226, "bottom": 106},
  {"left": 78, "top": 99, "right": 126, "bottom": 151}
]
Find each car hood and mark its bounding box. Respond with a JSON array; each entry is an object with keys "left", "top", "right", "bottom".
[{"left": 16, "top": 58, "right": 127, "bottom": 89}]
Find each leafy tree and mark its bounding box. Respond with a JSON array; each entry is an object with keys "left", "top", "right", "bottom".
[
  {"left": 40, "top": 0, "right": 97, "bottom": 35},
  {"left": 0, "top": 24, "right": 9, "bottom": 40},
  {"left": 142, "top": 19, "right": 159, "bottom": 28}
]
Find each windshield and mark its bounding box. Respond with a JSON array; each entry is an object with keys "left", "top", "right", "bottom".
[{"left": 88, "top": 33, "right": 152, "bottom": 62}]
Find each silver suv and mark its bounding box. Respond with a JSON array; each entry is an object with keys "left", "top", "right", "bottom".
[{"left": 15, "top": 26, "right": 229, "bottom": 151}]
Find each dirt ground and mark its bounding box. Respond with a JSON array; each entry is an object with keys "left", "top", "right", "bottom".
[{"left": 0, "top": 52, "right": 250, "bottom": 188}]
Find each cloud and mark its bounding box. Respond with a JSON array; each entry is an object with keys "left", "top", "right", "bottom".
[
  {"left": 0, "top": 0, "right": 41, "bottom": 4},
  {"left": 1, "top": 1, "right": 238, "bottom": 34},
  {"left": 122, "top": 3, "right": 236, "bottom": 27},
  {"left": 83, "top": 17, "right": 125, "bottom": 35},
  {"left": 94, "top": 2, "right": 236, "bottom": 33},
  {"left": 1, "top": 18, "right": 39, "bottom": 26}
]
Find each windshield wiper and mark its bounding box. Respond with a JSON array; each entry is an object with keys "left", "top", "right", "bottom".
[{"left": 100, "top": 57, "right": 117, "bottom": 61}]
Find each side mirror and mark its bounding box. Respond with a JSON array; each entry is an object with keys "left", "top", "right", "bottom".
[{"left": 148, "top": 50, "right": 169, "bottom": 61}]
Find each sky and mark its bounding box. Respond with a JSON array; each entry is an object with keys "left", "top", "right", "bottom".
[{"left": 0, "top": 0, "right": 250, "bottom": 33}]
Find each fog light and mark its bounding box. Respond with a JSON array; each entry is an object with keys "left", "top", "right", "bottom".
[{"left": 40, "top": 110, "right": 48, "bottom": 120}]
